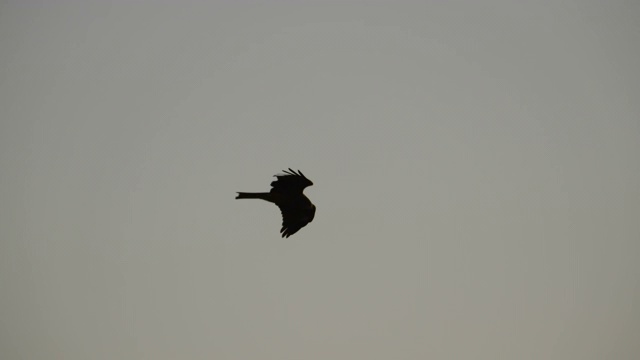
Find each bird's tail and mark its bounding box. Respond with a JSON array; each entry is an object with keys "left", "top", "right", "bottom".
[{"left": 235, "top": 192, "right": 274, "bottom": 201}]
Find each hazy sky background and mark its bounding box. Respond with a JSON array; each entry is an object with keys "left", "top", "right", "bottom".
[{"left": 1, "top": 1, "right": 639, "bottom": 359}]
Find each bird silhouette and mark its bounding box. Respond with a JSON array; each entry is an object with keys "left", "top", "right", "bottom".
[{"left": 236, "top": 169, "right": 316, "bottom": 238}]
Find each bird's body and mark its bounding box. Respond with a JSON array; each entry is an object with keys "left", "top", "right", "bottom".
[{"left": 236, "top": 169, "right": 315, "bottom": 238}]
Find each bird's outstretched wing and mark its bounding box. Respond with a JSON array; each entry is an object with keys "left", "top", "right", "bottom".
[
  {"left": 279, "top": 203, "right": 316, "bottom": 238},
  {"left": 270, "top": 168, "right": 313, "bottom": 194}
]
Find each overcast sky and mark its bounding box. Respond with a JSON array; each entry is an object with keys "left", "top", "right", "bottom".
[{"left": 1, "top": 1, "right": 639, "bottom": 359}]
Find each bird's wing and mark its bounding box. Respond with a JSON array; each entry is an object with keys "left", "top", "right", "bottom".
[
  {"left": 278, "top": 204, "right": 316, "bottom": 238},
  {"left": 270, "top": 168, "right": 313, "bottom": 194}
]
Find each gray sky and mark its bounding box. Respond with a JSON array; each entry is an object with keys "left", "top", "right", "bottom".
[{"left": 1, "top": 1, "right": 639, "bottom": 359}]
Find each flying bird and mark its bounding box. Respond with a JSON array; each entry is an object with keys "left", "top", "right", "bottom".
[{"left": 236, "top": 169, "right": 316, "bottom": 238}]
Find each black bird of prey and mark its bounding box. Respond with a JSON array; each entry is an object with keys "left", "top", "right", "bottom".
[{"left": 236, "top": 169, "right": 316, "bottom": 238}]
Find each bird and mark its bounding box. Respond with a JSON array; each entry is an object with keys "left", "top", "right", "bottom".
[{"left": 236, "top": 169, "right": 316, "bottom": 238}]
